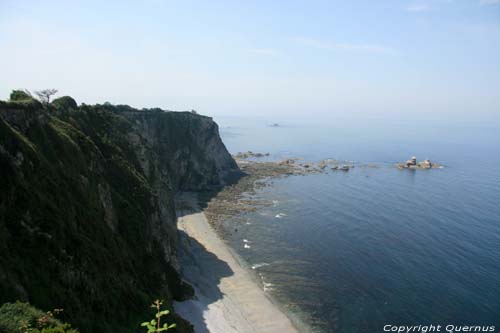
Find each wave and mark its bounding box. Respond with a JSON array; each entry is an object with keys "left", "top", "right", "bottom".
[
  {"left": 259, "top": 273, "right": 274, "bottom": 292},
  {"left": 251, "top": 262, "right": 270, "bottom": 269}
]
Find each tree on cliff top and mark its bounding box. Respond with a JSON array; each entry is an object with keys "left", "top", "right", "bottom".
[{"left": 35, "top": 89, "right": 58, "bottom": 104}]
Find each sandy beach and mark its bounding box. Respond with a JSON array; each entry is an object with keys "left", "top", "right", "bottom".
[{"left": 173, "top": 193, "right": 299, "bottom": 333}]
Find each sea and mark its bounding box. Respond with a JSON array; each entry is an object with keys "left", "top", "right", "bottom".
[{"left": 213, "top": 112, "right": 500, "bottom": 333}]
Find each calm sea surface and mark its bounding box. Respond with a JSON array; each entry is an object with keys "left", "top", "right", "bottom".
[{"left": 214, "top": 113, "right": 500, "bottom": 333}]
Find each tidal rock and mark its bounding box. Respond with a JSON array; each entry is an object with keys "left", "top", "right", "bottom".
[{"left": 397, "top": 156, "right": 441, "bottom": 169}]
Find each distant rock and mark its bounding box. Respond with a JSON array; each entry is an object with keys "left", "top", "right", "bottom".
[
  {"left": 270, "top": 123, "right": 280, "bottom": 127},
  {"left": 420, "top": 159, "right": 433, "bottom": 169},
  {"left": 397, "top": 156, "right": 441, "bottom": 169},
  {"left": 278, "top": 158, "right": 298, "bottom": 166},
  {"left": 234, "top": 151, "right": 270, "bottom": 159},
  {"left": 330, "top": 165, "right": 351, "bottom": 171}
]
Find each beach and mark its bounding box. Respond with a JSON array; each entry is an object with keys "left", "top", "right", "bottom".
[{"left": 173, "top": 192, "right": 299, "bottom": 333}]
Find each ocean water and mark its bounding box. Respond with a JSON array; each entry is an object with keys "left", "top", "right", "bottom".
[{"left": 214, "top": 113, "right": 500, "bottom": 333}]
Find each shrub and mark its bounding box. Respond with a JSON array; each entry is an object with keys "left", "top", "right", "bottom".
[
  {"left": 140, "top": 300, "right": 176, "bottom": 333},
  {"left": 10, "top": 90, "right": 33, "bottom": 102},
  {"left": 52, "top": 96, "right": 78, "bottom": 110},
  {"left": 0, "top": 302, "right": 77, "bottom": 333}
]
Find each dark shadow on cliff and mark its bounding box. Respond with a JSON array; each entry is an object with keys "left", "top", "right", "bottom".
[{"left": 175, "top": 169, "right": 248, "bottom": 219}]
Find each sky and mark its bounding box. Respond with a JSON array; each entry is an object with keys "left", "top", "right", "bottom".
[{"left": 0, "top": 0, "right": 499, "bottom": 117}]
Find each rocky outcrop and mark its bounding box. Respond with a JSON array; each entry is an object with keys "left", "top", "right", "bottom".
[
  {"left": 0, "top": 100, "right": 239, "bottom": 333},
  {"left": 123, "top": 110, "right": 240, "bottom": 192},
  {"left": 233, "top": 151, "right": 270, "bottom": 159},
  {"left": 397, "top": 156, "right": 441, "bottom": 169}
]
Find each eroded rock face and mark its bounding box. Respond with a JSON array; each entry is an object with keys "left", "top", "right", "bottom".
[
  {"left": 124, "top": 110, "right": 240, "bottom": 192},
  {"left": 0, "top": 101, "right": 239, "bottom": 333},
  {"left": 120, "top": 110, "right": 241, "bottom": 269}
]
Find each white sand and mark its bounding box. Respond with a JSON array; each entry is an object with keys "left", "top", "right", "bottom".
[{"left": 174, "top": 194, "right": 299, "bottom": 333}]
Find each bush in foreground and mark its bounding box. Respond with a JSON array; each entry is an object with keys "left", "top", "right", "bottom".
[
  {"left": 0, "top": 302, "right": 77, "bottom": 333},
  {"left": 140, "top": 300, "right": 176, "bottom": 333}
]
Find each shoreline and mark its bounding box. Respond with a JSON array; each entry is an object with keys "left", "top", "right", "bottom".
[
  {"left": 201, "top": 158, "right": 311, "bottom": 237},
  {"left": 174, "top": 192, "right": 301, "bottom": 333},
  {"left": 174, "top": 156, "right": 443, "bottom": 332}
]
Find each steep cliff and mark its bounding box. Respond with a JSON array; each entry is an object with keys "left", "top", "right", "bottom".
[{"left": 0, "top": 99, "right": 240, "bottom": 333}]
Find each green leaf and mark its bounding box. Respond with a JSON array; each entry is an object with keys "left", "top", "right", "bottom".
[
  {"left": 169, "top": 324, "right": 177, "bottom": 328},
  {"left": 159, "top": 310, "right": 170, "bottom": 316},
  {"left": 140, "top": 322, "right": 149, "bottom": 327}
]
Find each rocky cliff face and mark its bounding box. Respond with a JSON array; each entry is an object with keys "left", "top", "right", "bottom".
[
  {"left": 124, "top": 110, "right": 238, "bottom": 192},
  {"left": 0, "top": 100, "right": 239, "bottom": 333}
]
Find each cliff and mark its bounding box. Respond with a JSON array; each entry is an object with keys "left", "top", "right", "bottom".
[{"left": 0, "top": 98, "right": 240, "bottom": 333}]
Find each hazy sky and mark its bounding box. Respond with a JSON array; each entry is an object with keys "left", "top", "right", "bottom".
[{"left": 0, "top": 0, "right": 499, "bottom": 116}]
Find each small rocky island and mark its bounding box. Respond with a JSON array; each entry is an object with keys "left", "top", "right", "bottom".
[{"left": 397, "top": 156, "right": 441, "bottom": 169}]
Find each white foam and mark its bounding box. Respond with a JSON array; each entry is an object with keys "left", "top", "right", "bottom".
[
  {"left": 251, "top": 262, "right": 270, "bottom": 270},
  {"left": 244, "top": 243, "right": 251, "bottom": 249},
  {"left": 243, "top": 239, "right": 250, "bottom": 243},
  {"left": 272, "top": 200, "right": 279, "bottom": 207},
  {"left": 275, "top": 213, "right": 287, "bottom": 219},
  {"left": 259, "top": 273, "right": 275, "bottom": 292},
  {"left": 263, "top": 282, "right": 274, "bottom": 292}
]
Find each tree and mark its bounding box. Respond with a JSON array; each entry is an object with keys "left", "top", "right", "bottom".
[
  {"left": 10, "top": 89, "right": 33, "bottom": 102},
  {"left": 34, "top": 89, "right": 58, "bottom": 104},
  {"left": 52, "top": 96, "right": 78, "bottom": 110}
]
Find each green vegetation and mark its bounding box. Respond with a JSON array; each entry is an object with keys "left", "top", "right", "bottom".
[
  {"left": 0, "top": 300, "right": 178, "bottom": 333},
  {"left": 140, "top": 300, "right": 176, "bottom": 333},
  {"left": 51, "top": 97, "right": 77, "bottom": 110},
  {"left": 0, "top": 302, "right": 77, "bottom": 333},
  {"left": 0, "top": 92, "right": 206, "bottom": 333},
  {"left": 9, "top": 90, "right": 33, "bottom": 102}
]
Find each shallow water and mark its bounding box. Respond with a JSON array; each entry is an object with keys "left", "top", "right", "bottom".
[{"left": 214, "top": 113, "right": 500, "bottom": 333}]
